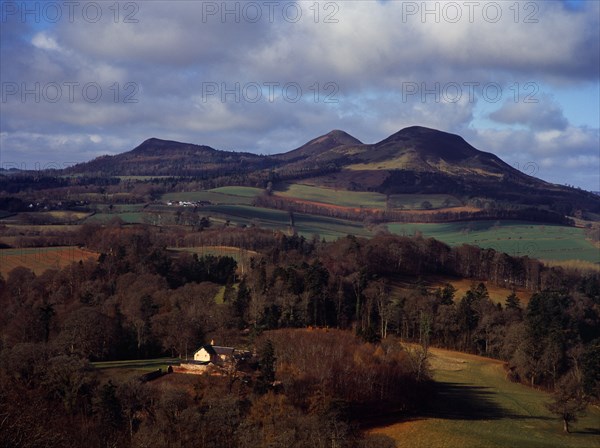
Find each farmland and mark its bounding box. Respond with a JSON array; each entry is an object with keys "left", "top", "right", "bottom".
[
  {"left": 370, "top": 346, "right": 600, "bottom": 448},
  {"left": 162, "top": 186, "right": 262, "bottom": 205},
  {"left": 1, "top": 201, "right": 597, "bottom": 264},
  {"left": 85, "top": 211, "right": 146, "bottom": 224},
  {"left": 388, "top": 221, "right": 600, "bottom": 264},
  {"left": 275, "top": 183, "right": 462, "bottom": 210},
  {"left": 0, "top": 246, "right": 98, "bottom": 276},
  {"left": 201, "top": 204, "right": 372, "bottom": 239},
  {"left": 275, "top": 183, "right": 387, "bottom": 209},
  {"left": 1, "top": 210, "right": 92, "bottom": 225}
]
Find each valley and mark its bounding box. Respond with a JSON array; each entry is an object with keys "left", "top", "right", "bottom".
[{"left": 1, "top": 126, "right": 599, "bottom": 448}]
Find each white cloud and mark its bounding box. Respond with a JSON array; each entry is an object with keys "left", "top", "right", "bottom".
[
  {"left": 31, "top": 32, "right": 60, "bottom": 51},
  {"left": 1, "top": 0, "right": 598, "bottom": 189}
]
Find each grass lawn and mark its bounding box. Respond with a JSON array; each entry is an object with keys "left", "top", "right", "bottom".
[
  {"left": 93, "top": 358, "right": 179, "bottom": 371},
  {"left": 370, "top": 347, "right": 600, "bottom": 448},
  {"left": 93, "top": 358, "right": 181, "bottom": 382}
]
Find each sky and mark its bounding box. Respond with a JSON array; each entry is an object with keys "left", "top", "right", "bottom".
[{"left": 1, "top": 0, "right": 599, "bottom": 190}]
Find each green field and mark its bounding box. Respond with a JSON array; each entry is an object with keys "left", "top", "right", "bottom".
[
  {"left": 108, "top": 204, "right": 146, "bottom": 212},
  {"left": 162, "top": 187, "right": 262, "bottom": 205},
  {"left": 388, "top": 193, "right": 463, "bottom": 210},
  {"left": 202, "top": 204, "right": 372, "bottom": 240},
  {"left": 210, "top": 186, "right": 264, "bottom": 198},
  {"left": 78, "top": 204, "right": 600, "bottom": 263},
  {"left": 92, "top": 358, "right": 180, "bottom": 382},
  {"left": 85, "top": 212, "right": 146, "bottom": 224},
  {"left": 371, "top": 347, "right": 600, "bottom": 448},
  {"left": 276, "top": 183, "right": 461, "bottom": 210},
  {"left": 388, "top": 221, "right": 600, "bottom": 263},
  {"left": 276, "top": 183, "right": 387, "bottom": 208},
  {"left": 93, "top": 358, "right": 179, "bottom": 371}
]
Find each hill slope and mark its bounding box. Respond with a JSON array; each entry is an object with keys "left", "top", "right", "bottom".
[
  {"left": 369, "top": 346, "right": 600, "bottom": 448},
  {"left": 281, "top": 126, "right": 599, "bottom": 214},
  {"left": 273, "top": 130, "right": 363, "bottom": 162},
  {"left": 66, "top": 138, "right": 274, "bottom": 176},
  {"left": 65, "top": 127, "right": 600, "bottom": 215}
]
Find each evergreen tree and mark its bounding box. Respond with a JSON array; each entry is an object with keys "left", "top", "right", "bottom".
[
  {"left": 437, "top": 283, "right": 456, "bottom": 306},
  {"left": 505, "top": 291, "right": 521, "bottom": 310},
  {"left": 254, "top": 339, "right": 276, "bottom": 394}
]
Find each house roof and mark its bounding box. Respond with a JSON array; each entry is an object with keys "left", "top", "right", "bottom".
[
  {"left": 195, "top": 344, "right": 235, "bottom": 356},
  {"left": 213, "top": 346, "right": 235, "bottom": 356}
]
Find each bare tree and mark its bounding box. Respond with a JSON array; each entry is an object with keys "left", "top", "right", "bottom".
[{"left": 545, "top": 374, "right": 588, "bottom": 433}]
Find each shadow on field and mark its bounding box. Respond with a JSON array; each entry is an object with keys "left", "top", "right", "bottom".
[
  {"left": 576, "top": 427, "right": 600, "bottom": 435},
  {"left": 422, "top": 381, "right": 550, "bottom": 421}
]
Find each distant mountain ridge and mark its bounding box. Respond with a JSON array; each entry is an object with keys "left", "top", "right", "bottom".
[
  {"left": 65, "top": 126, "right": 600, "bottom": 214},
  {"left": 66, "top": 137, "right": 274, "bottom": 176}
]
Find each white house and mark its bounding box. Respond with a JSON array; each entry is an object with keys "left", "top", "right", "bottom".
[{"left": 193, "top": 343, "right": 236, "bottom": 364}]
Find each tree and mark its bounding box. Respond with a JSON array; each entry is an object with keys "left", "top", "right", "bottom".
[
  {"left": 117, "top": 380, "right": 152, "bottom": 441},
  {"left": 254, "top": 339, "right": 276, "bottom": 394},
  {"left": 505, "top": 291, "right": 521, "bottom": 310},
  {"left": 436, "top": 283, "right": 456, "bottom": 306},
  {"left": 42, "top": 355, "right": 96, "bottom": 415},
  {"left": 57, "top": 307, "right": 116, "bottom": 360},
  {"left": 545, "top": 375, "right": 588, "bottom": 433},
  {"left": 234, "top": 279, "right": 251, "bottom": 328},
  {"left": 94, "top": 380, "right": 123, "bottom": 445},
  {"left": 580, "top": 339, "right": 600, "bottom": 399}
]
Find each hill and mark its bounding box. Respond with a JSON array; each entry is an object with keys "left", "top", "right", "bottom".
[
  {"left": 64, "top": 127, "right": 600, "bottom": 216},
  {"left": 65, "top": 137, "right": 275, "bottom": 176},
  {"left": 273, "top": 129, "right": 363, "bottom": 162},
  {"left": 274, "top": 126, "right": 600, "bottom": 215}
]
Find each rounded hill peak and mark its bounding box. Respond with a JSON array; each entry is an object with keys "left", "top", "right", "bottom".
[{"left": 375, "top": 126, "right": 478, "bottom": 162}]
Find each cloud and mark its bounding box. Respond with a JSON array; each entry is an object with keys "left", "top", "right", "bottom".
[
  {"left": 465, "top": 125, "right": 599, "bottom": 188},
  {"left": 1, "top": 0, "right": 598, "bottom": 189},
  {"left": 31, "top": 32, "right": 60, "bottom": 51},
  {"left": 489, "top": 94, "right": 569, "bottom": 130}
]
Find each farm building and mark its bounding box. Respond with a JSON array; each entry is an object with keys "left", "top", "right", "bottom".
[{"left": 193, "top": 343, "right": 236, "bottom": 364}]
